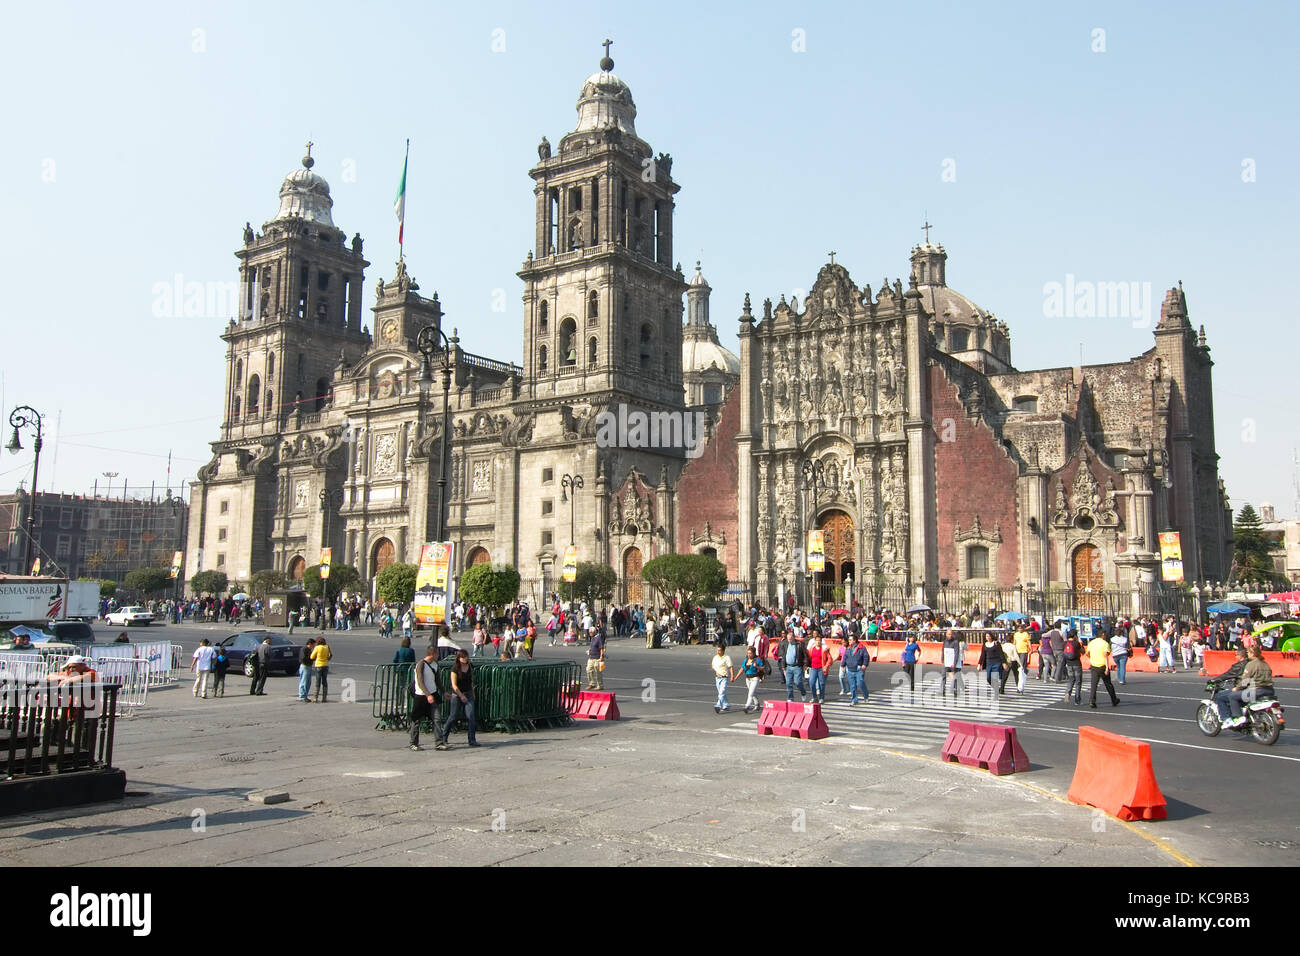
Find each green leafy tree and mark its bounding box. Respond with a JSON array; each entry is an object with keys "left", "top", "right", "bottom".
[
  {"left": 303, "top": 563, "right": 362, "bottom": 599},
  {"left": 190, "top": 570, "right": 228, "bottom": 596},
  {"left": 459, "top": 562, "right": 521, "bottom": 611},
  {"left": 248, "top": 568, "right": 290, "bottom": 600},
  {"left": 572, "top": 562, "right": 617, "bottom": 605},
  {"left": 79, "top": 577, "right": 116, "bottom": 599},
  {"left": 376, "top": 562, "right": 419, "bottom": 605},
  {"left": 1232, "top": 504, "right": 1283, "bottom": 586},
  {"left": 641, "top": 553, "right": 727, "bottom": 611},
  {"left": 124, "top": 566, "right": 173, "bottom": 596}
]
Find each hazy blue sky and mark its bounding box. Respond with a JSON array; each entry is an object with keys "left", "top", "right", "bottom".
[{"left": 3, "top": 0, "right": 1297, "bottom": 529}]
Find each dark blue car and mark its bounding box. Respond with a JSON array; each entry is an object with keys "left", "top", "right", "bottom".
[{"left": 216, "top": 631, "right": 301, "bottom": 677}]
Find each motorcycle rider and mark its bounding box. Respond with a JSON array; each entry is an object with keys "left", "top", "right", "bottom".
[{"left": 1216, "top": 645, "right": 1275, "bottom": 729}]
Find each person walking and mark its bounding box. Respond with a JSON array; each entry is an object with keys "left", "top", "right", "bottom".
[
  {"left": 1157, "top": 620, "right": 1176, "bottom": 673},
  {"left": 246, "top": 637, "right": 263, "bottom": 696},
  {"left": 250, "top": 636, "right": 272, "bottom": 696},
  {"left": 777, "top": 628, "right": 810, "bottom": 702},
  {"left": 1087, "top": 631, "right": 1120, "bottom": 708},
  {"left": 409, "top": 644, "right": 440, "bottom": 751},
  {"left": 739, "top": 646, "right": 764, "bottom": 713},
  {"left": 712, "top": 644, "right": 736, "bottom": 713},
  {"left": 212, "top": 642, "right": 230, "bottom": 698},
  {"left": 978, "top": 633, "right": 1006, "bottom": 694},
  {"left": 191, "top": 639, "right": 215, "bottom": 699},
  {"left": 1062, "top": 628, "right": 1085, "bottom": 705},
  {"left": 900, "top": 633, "right": 921, "bottom": 696},
  {"left": 940, "top": 629, "right": 966, "bottom": 698},
  {"left": 842, "top": 634, "right": 869, "bottom": 704},
  {"left": 1110, "top": 626, "right": 1131, "bottom": 684},
  {"left": 472, "top": 621, "right": 487, "bottom": 658},
  {"left": 288, "top": 606, "right": 299, "bottom": 635},
  {"left": 298, "top": 638, "right": 316, "bottom": 701},
  {"left": 311, "top": 634, "right": 332, "bottom": 702},
  {"left": 439, "top": 649, "right": 479, "bottom": 748},
  {"left": 1038, "top": 624, "right": 1062, "bottom": 681},
  {"left": 402, "top": 608, "right": 414, "bottom": 641},
  {"left": 393, "top": 636, "right": 416, "bottom": 664},
  {"left": 586, "top": 626, "right": 606, "bottom": 690},
  {"left": 999, "top": 632, "right": 1022, "bottom": 694},
  {"left": 1012, "top": 625, "right": 1031, "bottom": 692},
  {"left": 1179, "top": 625, "right": 1196, "bottom": 672},
  {"left": 807, "top": 634, "right": 827, "bottom": 704}
]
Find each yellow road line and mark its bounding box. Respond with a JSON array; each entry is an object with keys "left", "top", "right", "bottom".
[{"left": 877, "top": 747, "right": 1200, "bottom": 868}]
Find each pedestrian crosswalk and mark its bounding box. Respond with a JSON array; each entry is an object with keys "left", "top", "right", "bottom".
[{"left": 716, "top": 674, "right": 1069, "bottom": 752}]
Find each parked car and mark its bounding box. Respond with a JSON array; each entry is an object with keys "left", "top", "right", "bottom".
[
  {"left": 48, "top": 620, "right": 98, "bottom": 645},
  {"left": 215, "top": 630, "right": 302, "bottom": 677},
  {"left": 106, "top": 606, "right": 152, "bottom": 627},
  {"left": 1251, "top": 620, "right": 1300, "bottom": 653}
]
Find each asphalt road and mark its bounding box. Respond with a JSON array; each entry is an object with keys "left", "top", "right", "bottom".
[{"left": 116, "top": 619, "right": 1297, "bottom": 866}]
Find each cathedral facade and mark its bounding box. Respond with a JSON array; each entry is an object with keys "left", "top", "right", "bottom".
[{"left": 187, "top": 52, "right": 736, "bottom": 605}]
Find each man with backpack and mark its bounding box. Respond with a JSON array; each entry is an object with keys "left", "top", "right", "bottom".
[{"left": 1062, "top": 628, "right": 1085, "bottom": 705}]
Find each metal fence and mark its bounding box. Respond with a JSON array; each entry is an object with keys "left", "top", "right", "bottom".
[
  {"left": 372, "top": 659, "right": 581, "bottom": 734},
  {"left": 1, "top": 681, "right": 121, "bottom": 778},
  {"left": 86, "top": 658, "right": 149, "bottom": 712}
]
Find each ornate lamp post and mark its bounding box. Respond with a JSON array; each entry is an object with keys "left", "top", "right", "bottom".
[
  {"left": 561, "top": 473, "right": 584, "bottom": 605},
  {"left": 6, "top": 406, "right": 44, "bottom": 574},
  {"left": 801, "top": 458, "right": 826, "bottom": 611},
  {"left": 319, "top": 488, "right": 344, "bottom": 607},
  {"left": 417, "top": 325, "right": 454, "bottom": 543}
]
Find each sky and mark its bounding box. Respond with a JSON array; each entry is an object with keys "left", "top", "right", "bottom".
[{"left": 2, "top": 0, "right": 1297, "bottom": 523}]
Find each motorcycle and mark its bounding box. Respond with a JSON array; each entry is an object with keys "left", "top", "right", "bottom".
[{"left": 1197, "top": 679, "right": 1285, "bottom": 745}]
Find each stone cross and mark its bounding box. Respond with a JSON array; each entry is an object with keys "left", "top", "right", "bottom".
[{"left": 922, "top": 218, "right": 932, "bottom": 243}]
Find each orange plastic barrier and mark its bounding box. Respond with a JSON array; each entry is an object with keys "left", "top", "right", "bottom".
[
  {"left": 568, "top": 691, "right": 620, "bottom": 720},
  {"left": 1203, "top": 649, "right": 1300, "bottom": 678},
  {"left": 940, "top": 720, "right": 1030, "bottom": 776},
  {"left": 756, "top": 700, "right": 829, "bottom": 740},
  {"left": 1066, "top": 726, "right": 1166, "bottom": 821}
]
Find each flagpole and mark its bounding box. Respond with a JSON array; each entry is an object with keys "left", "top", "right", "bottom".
[{"left": 398, "top": 138, "right": 410, "bottom": 263}]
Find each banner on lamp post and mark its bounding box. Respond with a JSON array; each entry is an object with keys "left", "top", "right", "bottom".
[
  {"left": 1158, "top": 532, "right": 1184, "bottom": 583},
  {"left": 320, "top": 547, "right": 332, "bottom": 580},
  {"left": 170, "top": 551, "right": 183, "bottom": 580},
  {"left": 414, "top": 541, "right": 453, "bottom": 626},
  {"left": 562, "top": 545, "right": 578, "bottom": 583},
  {"left": 807, "top": 531, "right": 825, "bottom": 573}
]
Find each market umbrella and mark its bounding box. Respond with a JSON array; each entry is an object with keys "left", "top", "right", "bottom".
[
  {"left": 1206, "top": 601, "right": 1249, "bottom": 615},
  {"left": 995, "top": 611, "right": 1029, "bottom": 622},
  {"left": 231, "top": 592, "right": 250, "bottom": 601},
  {"left": 905, "top": 604, "right": 931, "bottom": 615}
]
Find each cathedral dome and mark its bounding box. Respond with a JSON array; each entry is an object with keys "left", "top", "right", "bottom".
[
  {"left": 683, "top": 336, "right": 740, "bottom": 377},
  {"left": 274, "top": 149, "right": 335, "bottom": 226},
  {"left": 575, "top": 61, "right": 637, "bottom": 136},
  {"left": 920, "top": 284, "right": 990, "bottom": 325}
]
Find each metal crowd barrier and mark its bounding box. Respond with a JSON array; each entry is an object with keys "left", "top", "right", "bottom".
[
  {"left": 0, "top": 680, "right": 121, "bottom": 777},
  {"left": 372, "top": 659, "right": 582, "bottom": 734},
  {"left": 0, "top": 653, "right": 51, "bottom": 683},
  {"left": 87, "top": 658, "right": 149, "bottom": 712}
]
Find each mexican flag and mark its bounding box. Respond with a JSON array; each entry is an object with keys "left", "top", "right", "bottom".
[{"left": 394, "top": 140, "right": 408, "bottom": 246}]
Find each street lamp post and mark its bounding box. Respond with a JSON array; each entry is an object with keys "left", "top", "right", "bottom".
[
  {"left": 417, "top": 325, "right": 455, "bottom": 543},
  {"left": 7, "top": 406, "right": 44, "bottom": 574},
  {"left": 561, "top": 473, "right": 584, "bottom": 606},
  {"left": 319, "top": 488, "right": 344, "bottom": 610},
  {"left": 800, "top": 458, "right": 826, "bottom": 612}
]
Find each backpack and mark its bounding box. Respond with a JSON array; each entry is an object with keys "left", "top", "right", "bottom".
[{"left": 1063, "top": 639, "right": 1080, "bottom": 661}]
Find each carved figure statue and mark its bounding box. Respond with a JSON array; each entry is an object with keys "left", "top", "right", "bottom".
[{"left": 538, "top": 136, "right": 551, "bottom": 160}]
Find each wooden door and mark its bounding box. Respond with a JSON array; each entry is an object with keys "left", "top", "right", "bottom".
[
  {"left": 624, "top": 547, "right": 644, "bottom": 604},
  {"left": 1072, "top": 543, "right": 1104, "bottom": 612}
]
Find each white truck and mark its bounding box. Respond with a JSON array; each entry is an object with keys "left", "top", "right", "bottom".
[{"left": 0, "top": 577, "right": 100, "bottom": 625}]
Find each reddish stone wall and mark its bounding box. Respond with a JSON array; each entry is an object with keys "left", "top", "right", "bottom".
[
  {"left": 930, "top": 365, "right": 1021, "bottom": 587},
  {"left": 675, "top": 390, "right": 741, "bottom": 578}
]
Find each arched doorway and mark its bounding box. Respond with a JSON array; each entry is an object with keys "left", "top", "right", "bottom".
[
  {"left": 623, "top": 547, "right": 644, "bottom": 604},
  {"left": 288, "top": 556, "right": 306, "bottom": 582},
  {"left": 1072, "top": 543, "right": 1105, "bottom": 612},
  {"left": 372, "top": 538, "right": 396, "bottom": 576},
  {"left": 466, "top": 547, "right": 490, "bottom": 568},
  {"left": 818, "top": 509, "right": 855, "bottom": 602}
]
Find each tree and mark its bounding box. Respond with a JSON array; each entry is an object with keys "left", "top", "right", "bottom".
[
  {"left": 79, "top": 577, "right": 116, "bottom": 598},
  {"left": 124, "top": 566, "right": 173, "bottom": 597},
  {"left": 302, "top": 562, "right": 362, "bottom": 599},
  {"left": 1232, "top": 504, "right": 1283, "bottom": 586},
  {"left": 572, "top": 562, "right": 617, "bottom": 605},
  {"left": 459, "top": 562, "right": 521, "bottom": 611},
  {"left": 248, "top": 568, "right": 290, "bottom": 600},
  {"left": 376, "top": 562, "right": 419, "bottom": 605},
  {"left": 190, "top": 570, "right": 228, "bottom": 596},
  {"left": 641, "top": 553, "right": 727, "bottom": 611}
]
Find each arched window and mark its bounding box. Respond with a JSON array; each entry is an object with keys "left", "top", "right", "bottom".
[
  {"left": 951, "top": 329, "right": 970, "bottom": 351},
  {"left": 539, "top": 345, "right": 548, "bottom": 374},
  {"left": 539, "top": 300, "right": 548, "bottom": 333},
  {"left": 296, "top": 353, "right": 305, "bottom": 381},
  {"left": 640, "top": 323, "right": 653, "bottom": 369},
  {"left": 314, "top": 378, "right": 331, "bottom": 412},
  {"left": 233, "top": 396, "right": 241, "bottom": 419},
  {"left": 588, "top": 290, "right": 599, "bottom": 319},
  {"left": 235, "top": 358, "right": 243, "bottom": 382},
  {"left": 267, "top": 353, "right": 275, "bottom": 378},
  {"left": 588, "top": 336, "right": 598, "bottom": 365},
  {"left": 247, "top": 375, "right": 260, "bottom": 416},
  {"left": 559, "top": 318, "right": 578, "bottom": 366},
  {"left": 266, "top": 390, "right": 274, "bottom": 415}
]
